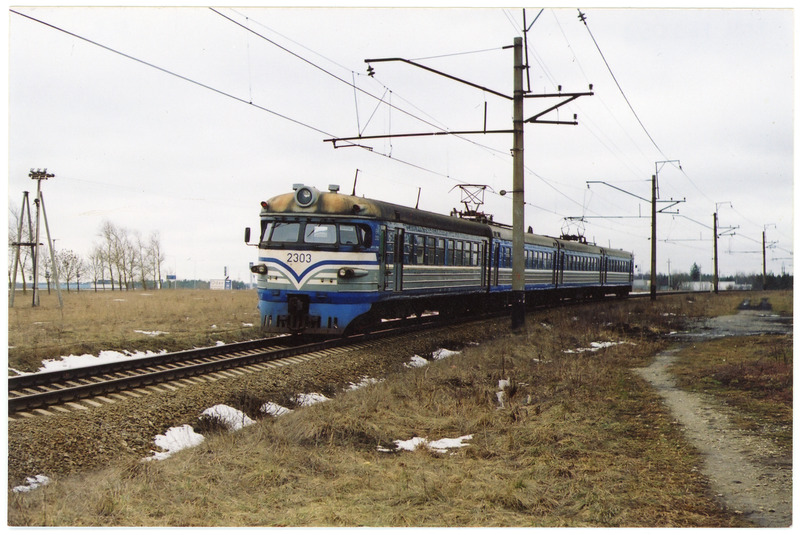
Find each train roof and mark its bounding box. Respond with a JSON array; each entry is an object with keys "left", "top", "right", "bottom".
[
  {"left": 264, "top": 185, "right": 493, "bottom": 237},
  {"left": 263, "top": 185, "right": 632, "bottom": 258}
]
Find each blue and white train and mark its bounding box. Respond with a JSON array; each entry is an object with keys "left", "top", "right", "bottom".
[{"left": 245, "top": 184, "right": 634, "bottom": 335}]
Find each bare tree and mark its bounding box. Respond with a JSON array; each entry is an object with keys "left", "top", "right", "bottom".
[
  {"left": 88, "top": 247, "right": 105, "bottom": 291},
  {"left": 97, "top": 221, "right": 166, "bottom": 291},
  {"left": 99, "top": 221, "right": 118, "bottom": 291},
  {"left": 56, "top": 249, "right": 83, "bottom": 292},
  {"left": 148, "top": 231, "right": 165, "bottom": 289}
]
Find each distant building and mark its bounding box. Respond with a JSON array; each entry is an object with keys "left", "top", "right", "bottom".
[
  {"left": 680, "top": 281, "right": 713, "bottom": 292},
  {"left": 210, "top": 279, "right": 232, "bottom": 290}
]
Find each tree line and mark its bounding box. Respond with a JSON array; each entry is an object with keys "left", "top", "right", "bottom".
[
  {"left": 8, "top": 210, "right": 166, "bottom": 292},
  {"left": 646, "top": 262, "right": 793, "bottom": 291}
]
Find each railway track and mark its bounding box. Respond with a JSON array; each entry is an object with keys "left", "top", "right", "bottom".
[
  {"left": 7, "top": 314, "right": 447, "bottom": 418},
  {"left": 7, "top": 291, "right": 698, "bottom": 418}
]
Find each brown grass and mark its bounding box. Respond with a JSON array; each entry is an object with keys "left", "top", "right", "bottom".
[
  {"left": 669, "top": 334, "right": 793, "bottom": 452},
  {"left": 9, "top": 293, "right": 779, "bottom": 527},
  {"left": 8, "top": 289, "right": 261, "bottom": 372}
]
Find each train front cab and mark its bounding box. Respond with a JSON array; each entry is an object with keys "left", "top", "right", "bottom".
[{"left": 251, "top": 216, "right": 382, "bottom": 336}]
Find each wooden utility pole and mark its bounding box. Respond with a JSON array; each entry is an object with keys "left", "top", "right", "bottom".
[{"left": 9, "top": 169, "right": 63, "bottom": 309}]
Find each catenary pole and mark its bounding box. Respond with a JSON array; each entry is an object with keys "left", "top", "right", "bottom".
[
  {"left": 511, "top": 37, "right": 525, "bottom": 330},
  {"left": 713, "top": 212, "right": 719, "bottom": 294},
  {"left": 650, "top": 174, "right": 657, "bottom": 301}
]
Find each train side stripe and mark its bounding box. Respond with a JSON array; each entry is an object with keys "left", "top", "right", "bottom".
[{"left": 261, "top": 258, "right": 378, "bottom": 284}]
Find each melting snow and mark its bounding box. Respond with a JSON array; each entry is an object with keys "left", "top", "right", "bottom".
[
  {"left": 144, "top": 424, "right": 205, "bottom": 461},
  {"left": 37, "top": 349, "right": 167, "bottom": 373},
  {"left": 11, "top": 474, "right": 51, "bottom": 493},
  {"left": 293, "top": 393, "right": 330, "bottom": 406},
  {"left": 563, "top": 341, "right": 631, "bottom": 354},
  {"left": 405, "top": 355, "right": 429, "bottom": 368},
  {"left": 202, "top": 404, "right": 256, "bottom": 431},
  {"left": 133, "top": 330, "right": 169, "bottom": 337},
  {"left": 347, "top": 377, "right": 381, "bottom": 390},
  {"left": 405, "top": 348, "right": 461, "bottom": 368},
  {"left": 261, "top": 402, "right": 293, "bottom": 417},
  {"left": 379, "top": 434, "right": 473, "bottom": 454},
  {"left": 432, "top": 348, "right": 460, "bottom": 360}
]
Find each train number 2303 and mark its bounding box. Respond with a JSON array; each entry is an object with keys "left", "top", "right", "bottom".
[{"left": 286, "top": 252, "right": 312, "bottom": 263}]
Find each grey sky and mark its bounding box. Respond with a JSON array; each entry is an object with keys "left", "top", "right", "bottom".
[{"left": 7, "top": 6, "right": 794, "bottom": 282}]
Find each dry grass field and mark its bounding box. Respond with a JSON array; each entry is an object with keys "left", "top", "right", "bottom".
[
  {"left": 8, "top": 289, "right": 262, "bottom": 372},
  {"left": 670, "top": 333, "right": 793, "bottom": 454},
  {"left": 7, "top": 290, "right": 792, "bottom": 526}
]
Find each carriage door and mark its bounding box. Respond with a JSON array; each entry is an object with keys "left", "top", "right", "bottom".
[
  {"left": 492, "top": 241, "right": 500, "bottom": 286},
  {"left": 601, "top": 255, "right": 608, "bottom": 286},
  {"left": 382, "top": 227, "right": 394, "bottom": 292},
  {"left": 393, "top": 228, "right": 404, "bottom": 292},
  {"left": 556, "top": 250, "right": 565, "bottom": 287}
]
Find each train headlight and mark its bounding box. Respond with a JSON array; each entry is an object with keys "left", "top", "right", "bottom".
[
  {"left": 294, "top": 186, "right": 319, "bottom": 207},
  {"left": 337, "top": 267, "right": 368, "bottom": 279},
  {"left": 250, "top": 264, "right": 268, "bottom": 275}
]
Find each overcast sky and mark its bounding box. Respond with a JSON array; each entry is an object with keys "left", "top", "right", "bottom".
[{"left": 7, "top": 4, "right": 795, "bottom": 283}]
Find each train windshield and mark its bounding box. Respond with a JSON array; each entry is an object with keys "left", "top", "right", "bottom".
[
  {"left": 261, "top": 220, "right": 371, "bottom": 248},
  {"left": 269, "top": 222, "right": 300, "bottom": 243},
  {"left": 304, "top": 223, "right": 337, "bottom": 244}
]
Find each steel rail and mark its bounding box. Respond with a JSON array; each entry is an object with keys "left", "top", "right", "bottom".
[
  {"left": 7, "top": 314, "right": 445, "bottom": 415},
  {"left": 8, "top": 335, "right": 295, "bottom": 391}
]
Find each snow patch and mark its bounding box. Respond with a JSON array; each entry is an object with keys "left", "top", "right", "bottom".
[
  {"left": 144, "top": 425, "right": 205, "bottom": 461},
  {"left": 294, "top": 393, "right": 329, "bottom": 406},
  {"left": 347, "top": 376, "right": 381, "bottom": 390},
  {"left": 563, "top": 340, "right": 632, "bottom": 354},
  {"left": 202, "top": 404, "right": 255, "bottom": 431},
  {"left": 12, "top": 474, "right": 51, "bottom": 493},
  {"left": 261, "top": 402, "right": 293, "bottom": 417},
  {"left": 405, "top": 348, "right": 460, "bottom": 368},
  {"left": 38, "top": 349, "right": 167, "bottom": 373},
  {"left": 134, "top": 329, "right": 169, "bottom": 337},
  {"left": 379, "top": 434, "right": 473, "bottom": 454},
  {"left": 405, "top": 355, "right": 429, "bottom": 368},
  {"left": 432, "top": 348, "right": 460, "bottom": 360}
]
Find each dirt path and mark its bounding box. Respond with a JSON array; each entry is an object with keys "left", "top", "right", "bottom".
[{"left": 635, "top": 310, "right": 793, "bottom": 527}]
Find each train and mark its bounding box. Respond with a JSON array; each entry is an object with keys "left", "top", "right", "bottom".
[{"left": 245, "top": 184, "right": 634, "bottom": 335}]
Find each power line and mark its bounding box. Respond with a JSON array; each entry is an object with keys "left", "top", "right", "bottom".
[
  {"left": 10, "top": 9, "right": 337, "bottom": 139},
  {"left": 10, "top": 9, "right": 482, "bottom": 191},
  {"left": 577, "top": 9, "right": 668, "bottom": 160}
]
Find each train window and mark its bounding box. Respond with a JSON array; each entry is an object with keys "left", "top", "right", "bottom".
[
  {"left": 385, "top": 230, "right": 395, "bottom": 265},
  {"left": 260, "top": 221, "right": 274, "bottom": 243},
  {"left": 455, "top": 241, "right": 463, "bottom": 266},
  {"left": 304, "top": 223, "right": 337, "bottom": 244},
  {"left": 404, "top": 234, "right": 413, "bottom": 264},
  {"left": 446, "top": 240, "right": 454, "bottom": 265},
  {"left": 270, "top": 222, "right": 300, "bottom": 243},
  {"left": 425, "top": 236, "right": 436, "bottom": 265},
  {"left": 339, "top": 224, "right": 359, "bottom": 245},
  {"left": 436, "top": 238, "right": 445, "bottom": 265},
  {"left": 414, "top": 235, "right": 425, "bottom": 265}
]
